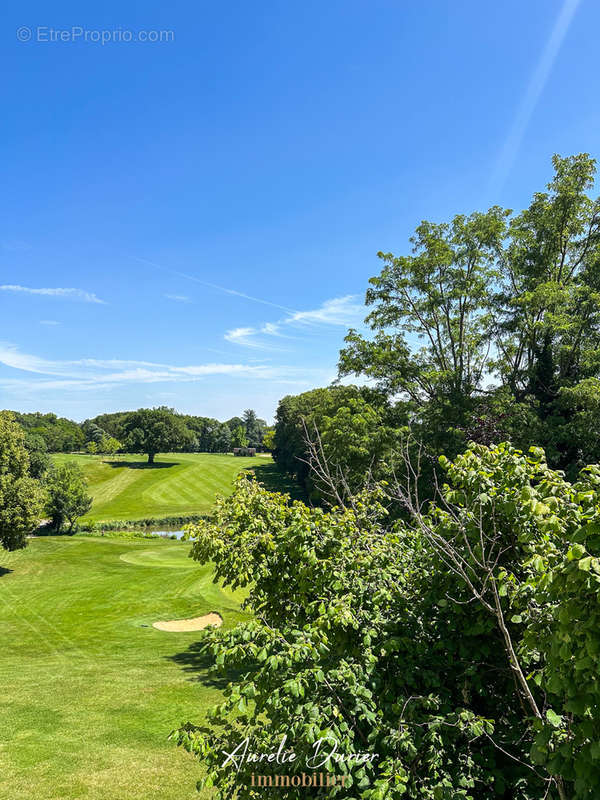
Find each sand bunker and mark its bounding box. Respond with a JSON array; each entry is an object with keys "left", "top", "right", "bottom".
[{"left": 152, "top": 612, "right": 223, "bottom": 632}]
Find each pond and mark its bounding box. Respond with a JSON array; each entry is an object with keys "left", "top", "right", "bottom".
[{"left": 149, "top": 529, "right": 186, "bottom": 540}]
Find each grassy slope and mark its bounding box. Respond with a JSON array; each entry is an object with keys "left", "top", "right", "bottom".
[
  {"left": 51, "top": 452, "right": 274, "bottom": 522},
  {"left": 0, "top": 536, "right": 247, "bottom": 800}
]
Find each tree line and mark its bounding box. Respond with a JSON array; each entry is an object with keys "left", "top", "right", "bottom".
[{"left": 8, "top": 407, "right": 273, "bottom": 461}]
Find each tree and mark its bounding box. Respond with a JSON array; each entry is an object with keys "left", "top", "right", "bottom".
[
  {"left": 24, "top": 432, "right": 51, "bottom": 479},
  {"left": 242, "top": 409, "right": 267, "bottom": 449},
  {"left": 232, "top": 424, "right": 248, "bottom": 449},
  {"left": 494, "top": 154, "right": 600, "bottom": 411},
  {"left": 0, "top": 411, "right": 43, "bottom": 550},
  {"left": 101, "top": 436, "right": 121, "bottom": 456},
  {"left": 122, "top": 407, "right": 188, "bottom": 464},
  {"left": 86, "top": 441, "right": 98, "bottom": 455},
  {"left": 45, "top": 462, "right": 92, "bottom": 533},
  {"left": 338, "top": 154, "right": 600, "bottom": 473},
  {"left": 273, "top": 385, "right": 405, "bottom": 502},
  {"left": 262, "top": 427, "right": 275, "bottom": 451},
  {"left": 214, "top": 423, "right": 232, "bottom": 453},
  {"left": 11, "top": 411, "right": 84, "bottom": 452},
  {"left": 339, "top": 208, "right": 508, "bottom": 413}
]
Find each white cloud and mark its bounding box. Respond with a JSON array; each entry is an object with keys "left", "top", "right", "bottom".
[
  {"left": 224, "top": 327, "right": 284, "bottom": 350},
  {"left": 285, "top": 295, "right": 363, "bottom": 327},
  {"left": 0, "top": 285, "right": 105, "bottom": 304},
  {"left": 0, "top": 342, "right": 331, "bottom": 393},
  {"left": 225, "top": 294, "right": 364, "bottom": 349},
  {"left": 40, "top": 320, "right": 60, "bottom": 326}
]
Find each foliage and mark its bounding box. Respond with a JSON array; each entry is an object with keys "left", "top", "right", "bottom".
[
  {"left": 45, "top": 461, "right": 93, "bottom": 533},
  {"left": 262, "top": 428, "right": 275, "bottom": 451},
  {"left": 10, "top": 410, "right": 84, "bottom": 452},
  {"left": 122, "top": 407, "right": 189, "bottom": 464},
  {"left": 337, "top": 154, "right": 600, "bottom": 474},
  {"left": 232, "top": 425, "right": 249, "bottom": 449},
  {"left": 177, "top": 441, "right": 600, "bottom": 799},
  {"left": 24, "top": 431, "right": 51, "bottom": 479},
  {"left": 0, "top": 411, "right": 43, "bottom": 550},
  {"left": 273, "top": 385, "right": 406, "bottom": 503},
  {"left": 242, "top": 409, "right": 267, "bottom": 449}
]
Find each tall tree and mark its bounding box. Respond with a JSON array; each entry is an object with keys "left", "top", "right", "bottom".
[
  {"left": 0, "top": 411, "right": 43, "bottom": 550},
  {"left": 339, "top": 207, "right": 508, "bottom": 425},
  {"left": 242, "top": 409, "right": 266, "bottom": 448},
  {"left": 232, "top": 424, "right": 248, "bottom": 449},
  {"left": 45, "top": 462, "right": 92, "bottom": 533},
  {"left": 494, "top": 153, "right": 600, "bottom": 413},
  {"left": 122, "top": 407, "right": 188, "bottom": 464}
]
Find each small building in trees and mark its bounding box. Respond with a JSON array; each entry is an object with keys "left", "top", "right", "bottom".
[{"left": 233, "top": 447, "right": 256, "bottom": 457}]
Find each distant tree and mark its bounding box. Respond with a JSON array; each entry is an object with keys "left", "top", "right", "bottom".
[
  {"left": 84, "top": 412, "right": 129, "bottom": 441},
  {"left": 122, "top": 407, "right": 188, "bottom": 464},
  {"left": 0, "top": 411, "right": 43, "bottom": 550},
  {"left": 24, "top": 432, "right": 51, "bottom": 479},
  {"left": 242, "top": 409, "right": 266, "bottom": 449},
  {"left": 45, "top": 462, "right": 92, "bottom": 533},
  {"left": 11, "top": 411, "right": 84, "bottom": 452},
  {"left": 84, "top": 422, "right": 107, "bottom": 445},
  {"left": 214, "top": 423, "right": 232, "bottom": 453},
  {"left": 226, "top": 416, "right": 245, "bottom": 433},
  {"left": 232, "top": 425, "right": 248, "bottom": 449},
  {"left": 86, "top": 441, "right": 98, "bottom": 455},
  {"left": 262, "top": 428, "right": 275, "bottom": 451},
  {"left": 100, "top": 436, "right": 121, "bottom": 456},
  {"left": 273, "top": 385, "right": 405, "bottom": 502}
]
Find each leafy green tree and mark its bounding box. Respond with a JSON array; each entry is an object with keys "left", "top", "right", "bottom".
[
  {"left": 214, "top": 423, "right": 232, "bottom": 453},
  {"left": 122, "top": 407, "right": 188, "bottom": 464},
  {"left": 24, "top": 432, "right": 51, "bottom": 479},
  {"left": 273, "top": 385, "right": 405, "bottom": 502},
  {"left": 232, "top": 424, "right": 248, "bottom": 449},
  {"left": 494, "top": 154, "right": 600, "bottom": 411},
  {"left": 338, "top": 154, "right": 600, "bottom": 474},
  {"left": 45, "top": 462, "right": 92, "bottom": 533},
  {"left": 242, "top": 409, "right": 266, "bottom": 449},
  {"left": 101, "top": 436, "right": 121, "bottom": 456},
  {"left": 262, "top": 427, "right": 275, "bottom": 451},
  {"left": 86, "top": 441, "right": 98, "bottom": 455},
  {"left": 0, "top": 411, "right": 43, "bottom": 550},
  {"left": 339, "top": 208, "right": 508, "bottom": 414},
  {"left": 11, "top": 411, "right": 84, "bottom": 452}
]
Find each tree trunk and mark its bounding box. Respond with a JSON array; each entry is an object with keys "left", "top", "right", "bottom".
[{"left": 147, "top": 452, "right": 155, "bottom": 465}]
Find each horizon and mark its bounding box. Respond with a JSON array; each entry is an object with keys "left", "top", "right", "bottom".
[{"left": 2, "top": 0, "right": 599, "bottom": 422}]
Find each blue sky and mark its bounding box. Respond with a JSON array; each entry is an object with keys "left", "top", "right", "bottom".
[{"left": 1, "top": 0, "right": 598, "bottom": 423}]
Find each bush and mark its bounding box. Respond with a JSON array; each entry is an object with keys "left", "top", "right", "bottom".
[{"left": 174, "top": 444, "right": 600, "bottom": 799}]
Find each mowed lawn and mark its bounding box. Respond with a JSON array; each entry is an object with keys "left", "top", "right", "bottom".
[
  {"left": 51, "top": 452, "right": 273, "bottom": 522},
  {"left": 0, "top": 536, "right": 248, "bottom": 800}
]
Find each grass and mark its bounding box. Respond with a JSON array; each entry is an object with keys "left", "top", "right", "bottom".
[
  {"left": 51, "top": 452, "right": 277, "bottom": 523},
  {"left": 0, "top": 535, "right": 247, "bottom": 799}
]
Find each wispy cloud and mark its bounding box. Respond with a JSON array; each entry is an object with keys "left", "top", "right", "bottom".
[
  {"left": 0, "top": 285, "right": 106, "bottom": 304},
  {"left": 164, "top": 293, "right": 191, "bottom": 303},
  {"left": 225, "top": 295, "right": 364, "bottom": 349},
  {"left": 489, "top": 0, "right": 581, "bottom": 195},
  {"left": 40, "top": 320, "right": 60, "bottom": 326},
  {"left": 0, "top": 342, "right": 330, "bottom": 393}
]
